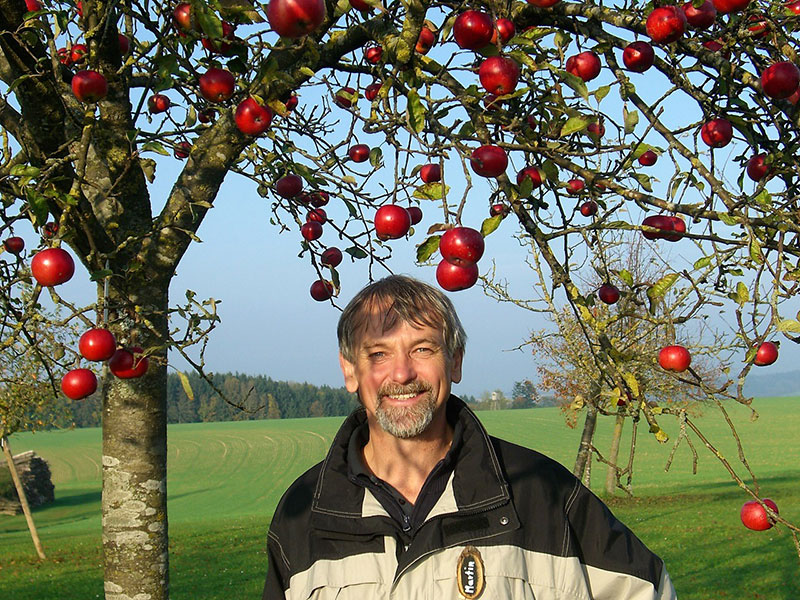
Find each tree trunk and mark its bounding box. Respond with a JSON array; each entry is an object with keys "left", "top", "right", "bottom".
[
  {"left": 573, "top": 404, "right": 598, "bottom": 485},
  {"left": 605, "top": 413, "right": 626, "bottom": 496},
  {"left": 102, "top": 280, "right": 170, "bottom": 600},
  {"left": 1, "top": 436, "right": 46, "bottom": 560}
]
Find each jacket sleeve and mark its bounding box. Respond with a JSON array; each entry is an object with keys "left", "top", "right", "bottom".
[
  {"left": 565, "top": 480, "right": 677, "bottom": 600},
  {"left": 262, "top": 529, "right": 290, "bottom": 600}
]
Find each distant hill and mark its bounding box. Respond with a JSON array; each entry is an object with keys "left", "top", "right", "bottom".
[{"left": 742, "top": 369, "right": 800, "bottom": 398}]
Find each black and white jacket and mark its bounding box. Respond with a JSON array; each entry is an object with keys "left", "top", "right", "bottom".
[{"left": 263, "top": 396, "right": 677, "bottom": 599}]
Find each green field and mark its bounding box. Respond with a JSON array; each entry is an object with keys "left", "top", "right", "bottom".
[{"left": 1, "top": 398, "right": 798, "bottom": 599}]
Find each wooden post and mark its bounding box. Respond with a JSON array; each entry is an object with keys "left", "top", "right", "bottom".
[{"left": 1, "top": 436, "right": 46, "bottom": 560}]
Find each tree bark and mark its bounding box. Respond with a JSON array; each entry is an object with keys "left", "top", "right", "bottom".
[
  {"left": 1, "top": 436, "right": 46, "bottom": 560},
  {"left": 605, "top": 413, "right": 625, "bottom": 496},
  {"left": 573, "top": 404, "right": 598, "bottom": 485}
]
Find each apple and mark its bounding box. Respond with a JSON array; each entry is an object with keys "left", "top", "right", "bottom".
[
  {"left": 24, "top": 0, "right": 42, "bottom": 10},
  {"left": 491, "top": 19, "right": 516, "bottom": 46},
  {"left": 622, "top": 41, "right": 655, "bottom": 73},
  {"left": 470, "top": 145, "right": 508, "bottom": 177},
  {"left": 566, "top": 51, "right": 602, "bottom": 82},
  {"left": 348, "top": 144, "right": 370, "bottom": 162},
  {"left": 173, "top": 2, "right": 193, "bottom": 31},
  {"left": 638, "top": 150, "right": 658, "bottom": 166},
  {"left": 76, "top": 0, "right": 82, "bottom": 17},
  {"left": 761, "top": 62, "right": 800, "bottom": 100},
  {"left": 646, "top": 6, "right": 687, "bottom": 44},
  {"left": 567, "top": 178, "right": 585, "bottom": 194},
  {"left": 420, "top": 164, "right": 441, "bottom": 183},
  {"left": 70, "top": 43, "right": 88, "bottom": 65},
  {"left": 201, "top": 21, "right": 235, "bottom": 54},
  {"left": 746, "top": 154, "right": 771, "bottom": 182},
  {"left": 490, "top": 203, "right": 509, "bottom": 217},
  {"left": 747, "top": 14, "right": 769, "bottom": 38},
  {"left": 350, "top": 0, "right": 373, "bottom": 11},
  {"left": 712, "top": 0, "right": 750, "bottom": 14},
  {"left": 198, "top": 68, "right": 236, "bottom": 103},
  {"left": 42, "top": 221, "right": 59, "bottom": 239},
  {"left": 753, "top": 341, "right": 779, "bottom": 366},
  {"left": 307, "top": 191, "right": 329, "bottom": 207},
  {"left": 407, "top": 206, "right": 423, "bottom": 225},
  {"left": 109, "top": 347, "right": 149, "bottom": 379},
  {"left": 701, "top": 117, "right": 733, "bottom": 148},
  {"left": 658, "top": 345, "right": 691, "bottom": 372},
  {"left": 479, "top": 56, "right": 520, "bottom": 95},
  {"left": 642, "top": 214, "right": 676, "bottom": 240},
  {"left": 526, "top": 0, "right": 561, "bottom": 6},
  {"left": 3, "top": 236, "right": 24, "bottom": 255},
  {"left": 148, "top": 93, "right": 171, "bottom": 114},
  {"left": 276, "top": 174, "right": 303, "bottom": 198},
  {"left": 310, "top": 279, "right": 334, "bottom": 301},
  {"left": 597, "top": 283, "right": 620, "bottom": 304},
  {"left": 364, "top": 45, "right": 383, "bottom": 64},
  {"left": 516, "top": 166, "right": 543, "bottom": 189},
  {"left": 682, "top": 0, "right": 717, "bottom": 28},
  {"left": 57, "top": 47, "right": 72, "bottom": 66},
  {"left": 267, "top": 0, "right": 326, "bottom": 38},
  {"left": 365, "top": 81, "right": 381, "bottom": 101},
  {"left": 436, "top": 259, "right": 479, "bottom": 291},
  {"left": 235, "top": 98, "right": 273, "bottom": 136},
  {"left": 741, "top": 499, "right": 778, "bottom": 531},
  {"left": 79, "top": 328, "right": 117, "bottom": 361},
  {"left": 453, "top": 10, "right": 494, "bottom": 50},
  {"left": 198, "top": 108, "right": 217, "bottom": 123},
  {"left": 71, "top": 70, "right": 108, "bottom": 103},
  {"left": 374, "top": 205, "right": 411, "bottom": 240},
  {"left": 415, "top": 23, "right": 437, "bottom": 54},
  {"left": 787, "top": 0, "right": 800, "bottom": 14},
  {"left": 307, "top": 208, "right": 327, "bottom": 223},
  {"left": 665, "top": 216, "right": 686, "bottom": 242},
  {"left": 580, "top": 201, "right": 598, "bottom": 217},
  {"left": 174, "top": 141, "right": 191, "bottom": 159},
  {"left": 61, "top": 369, "right": 98, "bottom": 400},
  {"left": 320, "top": 247, "right": 343, "bottom": 268},
  {"left": 301, "top": 221, "right": 323, "bottom": 241},
  {"left": 587, "top": 121, "right": 605, "bottom": 138},
  {"left": 31, "top": 248, "right": 75, "bottom": 286},
  {"left": 703, "top": 40, "right": 724, "bottom": 53},
  {"left": 440, "top": 227, "right": 484, "bottom": 266},
  {"left": 483, "top": 94, "right": 503, "bottom": 111},
  {"left": 334, "top": 86, "right": 357, "bottom": 108},
  {"left": 118, "top": 34, "right": 130, "bottom": 55}
]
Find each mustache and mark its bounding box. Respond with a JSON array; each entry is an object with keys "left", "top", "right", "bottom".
[{"left": 377, "top": 381, "right": 432, "bottom": 399}]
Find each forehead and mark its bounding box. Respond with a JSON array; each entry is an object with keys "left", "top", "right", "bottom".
[{"left": 354, "top": 308, "right": 445, "bottom": 348}]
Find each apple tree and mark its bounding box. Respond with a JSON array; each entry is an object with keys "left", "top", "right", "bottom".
[{"left": 3, "top": 0, "right": 800, "bottom": 596}]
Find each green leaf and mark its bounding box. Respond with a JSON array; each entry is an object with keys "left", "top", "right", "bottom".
[
  {"left": 754, "top": 188, "right": 771, "bottom": 208},
  {"left": 736, "top": 281, "right": 749, "bottom": 306},
  {"left": 195, "top": 4, "right": 223, "bottom": 39},
  {"left": 623, "top": 108, "right": 639, "bottom": 135},
  {"left": 343, "top": 199, "right": 358, "bottom": 218},
  {"left": 633, "top": 172, "right": 653, "bottom": 192},
  {"left": 594, "top": 85, "right": 611, "bottom": 102},
  {"left": 777, "top": 319, "right": 800, "bottom": 333},
  {"left": 693, "top": 255, "right": 712, "bottom": 269},
  {"left": 413, "top": 183, "right": 449, "bottom": 200},
  {"left": 10, "top": 165, "right": 40, "bottom": 178},
  {"left": 554, "top": 30, "right": 571, "bottom": 49},
  {"left": 561, "top": 71, "right": 589, "bottom": 101},
  {"left": 718, "top": 211, "right": 739, "bottom": 226},
  {"left": 749, "top": 236, "right": 763, "bottom": 263},
  {"left": 185, "top": 105, "right": 197, "bottom": 128},
  {"left": 458, "top": 121, "right": 475, "bottom": 138},
  {"left": 416, "top": 236, "right": 440, "bottom": 263},
  {"left": 647, "top": 272, "right": 680, "bottom": 300},
  {"left": 481, "top": 215, "right": 503, "bottom": 237},
  {"left": 560, "top": 116, "right": 589, "bottom": 137},
  {"left": 518, "top": 177, "right": 533, "bottom": 198},
  {"left": 89, "top": 269, "right": 114, "bottom": 282},
  {"left": 407, "top": 89, "right": 424, "bottom": 134},
  {"left": 368, "top": 147, "right": 383, "bottom": 169},
  {"left": 345, "top": 246, "right": 368, "bottom": 259},
  {"left": 141, "top": 158, "right": 157, "bottom": 183},
  {"left": 25, "top": 188, "right": 49, "bottom": 226},
  {"left": 299, "top": 66, "right": 315, "bottom": 78},
  {"left": 141, "top": 141, "right": 170, "bottom": 156},
  {"left": 178, "top": 371, "right": 195, "bottom": 401},
  {"left": 618, "top": 269, "right": 634, "bottom": 287}
]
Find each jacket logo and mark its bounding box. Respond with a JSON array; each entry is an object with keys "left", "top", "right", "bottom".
[{"left": 457, "top": 545, "right": 485, "bottom": 599}]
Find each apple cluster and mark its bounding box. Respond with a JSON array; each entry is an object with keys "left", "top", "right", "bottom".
[{"left": 435, "top": 227, "right": 485, "bottom": 292}]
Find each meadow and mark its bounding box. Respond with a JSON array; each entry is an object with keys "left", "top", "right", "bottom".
[{"left": 1, "top": 397, "right": 798, "bottom": 599}]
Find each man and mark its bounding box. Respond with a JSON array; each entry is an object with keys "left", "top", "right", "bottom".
[{"left": 263, "top": 275, "right": 676, "bottom": 599}]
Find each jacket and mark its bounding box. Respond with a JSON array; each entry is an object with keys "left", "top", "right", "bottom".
[{"left": 263, "top": 396, "right": 677, "bottom": 599}]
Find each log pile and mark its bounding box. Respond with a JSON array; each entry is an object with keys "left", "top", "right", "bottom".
[{"left": 0, "top": 451, "right": 54, "bottom": 515}]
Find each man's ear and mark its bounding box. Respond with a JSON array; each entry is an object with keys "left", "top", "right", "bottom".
[
  {"left": 339, "top": 353, "right": 359, "bottom": 393},
  {"left": 450, "top": 350, "right": 463, "bottom": 384}
]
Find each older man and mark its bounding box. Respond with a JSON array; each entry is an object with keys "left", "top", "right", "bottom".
[{"left": 263, "top": 275, "right": 676, "bottom": 599}]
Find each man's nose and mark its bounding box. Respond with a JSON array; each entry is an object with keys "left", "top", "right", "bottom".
[{"left": 391, "top": 353, "right": 416, "bottom": 384}]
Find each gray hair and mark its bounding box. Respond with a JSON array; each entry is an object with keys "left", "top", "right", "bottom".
[{"left": 337, "top": 275, "right": 467, "bottom": 362}]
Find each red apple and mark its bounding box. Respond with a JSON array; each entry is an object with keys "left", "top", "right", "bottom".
[
  {"left": 761, "top": 62, "right": 800, "bottom": 100},
  {"left": 622, "top": 41, "right": 655, "bottom": 73},
  {"left": 658, "top": 345, "right": 691, "bottom": 372},
  {"left": 490, "top": 203, "right": 509, "bottom": 217},
  {"left": 364, "top": 45, "right": 383, "bottom": 64},
  {"left": 42, "top": 221, "right": 59, "bottom": 239},
  {"left": 440, "top": 227, "right": 484, "bottom": 266},
  {"left": 173, "top": 2, "right": 193, "bottom": 31},
  {"left": 701, "top": 117, "right": 733, "bottom": 148},
  {"left": 479, "top": 56, "right": 520, "bottom": 95},
  {"left": 682, "top": 0, "right": 717, "bottom": 28},
  {"left": 470, "top": 145, "right": 508, "bottom": 177},
  {"left": 741, "top": 499, "right": 778, "bottom": 531},
  {"left": 3, "top": 236, "right": 24, "bottom": 255},
  {"left": 703, "top": 40, "right": 724, "bottom": 53},
  {"left": 334, "top": 86, "right": 357, "bottom": 108},
  {"left": 646, "top": 6, "right": 687, "bottom": 44},
  {"left": 491, "top": 18, "right": 516, "bottom": 46},
  {"left": 307, "top": 191, "right": 329, "bottom": 207},
  {"left": 566, "top": 51, "right": 602, "bottom": 82},
  {"left": 407, "top": 206, "right": 423, "bottom": 225},
  {"left": 174, "top": 141, "right": 191, "bottom": 159},
  {"left": 712, "top": 0, "right": 749, "bottom": 14},
  {"left": 148, "top": 93, "right": 171, "bottom": 114},
  {"left": 567, "top": 178, "right": 585, "bottom": 194},
  {"left": 320, "top": 247, "right": 342, "bottom": 268},
  {"left": 526, "top": 0, "right": 561, "bottom": 6},
  {"left": 642, "top": 214, "right": 675, "bottom": 240},
  {"left": 276, "top": 174, "right": 303, "bottom": 198},
  {"left": 118, "top": 34, "right": 130, "bottom": 55},
  {"left": 70, "top": 43, "right": 88, "bottom": 65},
  {"left": 301, "top": 221, "right": 323, "bottom": 241},
  {"left": 787, "top": 0, "right": 800, "bottom": 14},
  {"left": 198, "top": 68, "right": 236, "bottom": 103},
  {"left": 348, "top": 144, "right": 370, "bottom": 162},
  {"left": 235, "top": 98, "right": 273, "bottom": 136},
  {"left": 310, "top": 279, "right": 334, "bottom": 301},
  {"left": 746, "top": 154, "right": 771, "bottom": 182},
  {"left": 350, "top": 0, "right": 373, "bottom": 11},
  {"left": 109, "top": 347, "right": 149, "bottom": 379},
  {"left": 24, "top": 0, "right": 42, "bottom": 10},
  {"left": 597, "top": 283, "right": 620, "bottom": 304},
  {"left": 374, "top": 204, "right": 411, "bottom": 240},
  {"left": 753, "top": 341, "right": 778, "bottom": 366},
  {"left": 516, "top": 166, "right": 543, "bottom": 189},
  {"left": 453, "top": 10, "right": 494, "bottom": 50},
  {"left": 587, "top": 121, "right": 605, "bottom": 138},
  {"left": 580, "top": 201, "right": 598, "bottom": 217},
  {"left": 415, "top": 23, "right": 437, "bottom": 54},
  {"left": 365, "top": 81, "right": 381, "bottom": 101},
  {"left": 61, "top": 369, "right": 98, "bottom": 400},
  {"left": 31, "top": 247, "right": 75, "bottom": 286},
  {"left": 307, "top": 208, "right": 327, "bottom": 223},
  {"left": 57, "top": 47, "right": 72, "bottom": 66},
  {"left": 639, "top": 150, "right": 658, "bottom": 166},
  {"left": 198, "top": 108, "right": 217, "bottom": 123},
  {"left": 267, "top": 0, "right": 326, "bottom": 38},
  {"left": 79, "top": 328, "right": 117, "bottom": 361},
  {"left": 420, "top": 164, "right": 441, "bottom": 183},
  {"left": 665, "top": 216, "right": 686, "bottom": 242},
  {"left": 436, "top": 259, "right": 479, "bottom": 291},
  {"left": 71, "top": 70, "right": 108, "bottom": 103},
  {"left": 201, "top": 21, "right": 235, "bottom": 55}
]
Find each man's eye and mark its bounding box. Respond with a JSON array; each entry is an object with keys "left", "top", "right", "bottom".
[
  {"left": 414, "top": 347, "right": 433, "bottom": 355},
  {"left": 369, "top": 352, "right": 385, "bottom": 360}
]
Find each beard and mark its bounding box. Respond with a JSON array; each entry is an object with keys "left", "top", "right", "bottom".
[{"left": 374, "top": 381, "right": 436, "bottom": 439}]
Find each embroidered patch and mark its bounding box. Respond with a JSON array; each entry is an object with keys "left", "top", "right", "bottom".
[{"left": 457, "top": 545, "right": 485, "bottom": 599}]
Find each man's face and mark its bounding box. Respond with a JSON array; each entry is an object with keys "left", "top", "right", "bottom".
[{"left": 339, "top": 315, "right": 462, "bottom": 439}]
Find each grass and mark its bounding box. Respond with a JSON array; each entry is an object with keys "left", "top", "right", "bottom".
[{"left": 1, "top": 397, "right": 798, "bottom": 599}]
